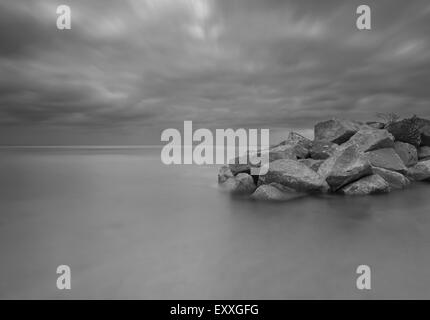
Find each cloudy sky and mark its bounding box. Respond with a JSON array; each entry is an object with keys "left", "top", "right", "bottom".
[{"left": 1, "top": 0, "right": 430, "bottom": 145}]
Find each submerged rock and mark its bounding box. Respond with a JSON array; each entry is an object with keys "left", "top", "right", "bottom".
[
  {"left": 365, "top": 148, "right": 407, "bottom": 174},
  {"left": 218, "top": 165, "right": 234, "bottom": 183},
  {"left": 407, "top": 160, "right": 430, "bottom": 181},
  {"left": 309, "top": 140, "right": 338, "bottom": 160},
  {"left": 314, "top": 119, "right": 363, "bottom": 144},
  {"left": 251, "top": 183, "right": 304, "bottom": 201},
  {"left": 317, "top": 145, "right": 372, "bottom": 191},
  {"left": 263, "top": 159, "right": 329, "bottom": 193},
  {"left": 340, "top": 174, "right": 390, "bottom": 195},
  {"left": 220, "top": 173, "right": 256, "bottom": 194},
  {"left": 219, "top": 177, "right": 239, "bottom": 192},
  {"left": 394, "top": 141, "right": 418, "bottom": 167},
  {"left": 372, "top": 167, "right": 410, "bottom": 189}
]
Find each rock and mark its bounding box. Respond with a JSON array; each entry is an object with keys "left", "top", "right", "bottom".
[
  {"left": 340, "top": 174, "right": 391, "bottom": 195},
  {"left": 372, "top": 167, "right": 410, "bottom": 189},
  {"left": 228, "top": 151, "right": 265, "bottom": 175},
  {"left": 314, "top": 119, "right": 363, "bottom": 144},
  {"left": 412, "top": 116, "right": 430, "bottom": 146},
  {"left": 219, "top": 177, "right": 239, "bottom": 192},
  {"left": 421, "top": 126, "right": 430, "bottom": 146},
  {"left": 344, "top": 129, "right": 394, "bottom": 152},
  {"left": 275, "top": 132, "right": 311, "bottom": 159},
  {"left": 220, "top": 173, "right": 256, "bottom": 194},
  {"left": 217, "top": 116, "right": 430, "bottom": 200},
  {"left": 218, "top": 165, "right": 234, "bottom": 183},
  {"left": 228, "top": 154, "right": 251, "bottom": 175},
  {"left": 393, "top": 141, "right": 418, "bottom": 167},
  {"left": 386, "top": 117, "right": 422, "bottom": 147},
  {"left": 256, "top": 174, "right": 266, "bottom": 187},
  {"left": 235, "top": 173, "right": 257, "bottom": 193},
  {"left": 298, "top": 159, "right": 325, "bottom": 171},
  {"left": 251, "top": 183, "right": 304, "bottom": 201},
  {"left": 418, "top": 146, "right": 430, "bottom": 160},
  {"left": 309, "top": 140, "right": 338, "bottom": 160},
  {"left": 263, "top": 159, "right": 329, "bottom": 193},
  {"left": 366, "top": 121, "right": 385, "bottom": 129},
  {"left": 317, "top": 145, "right": 372, "bottom": 191},
  {"left": 365, "top": 148, "right": 408, "bottom": 174},
  {"left": 407, "top": 160, "right": 430, "bottom": 181},
  {"left": 285, "top": 132, "right": 313, "bottom": 149},
  {"left": 267, "top": 144, "right": 298, "bottom": 162}
]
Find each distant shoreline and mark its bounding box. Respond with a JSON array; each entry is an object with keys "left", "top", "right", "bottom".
[{"left": 0, "top": 145, "right": 163, "bottom": 149}]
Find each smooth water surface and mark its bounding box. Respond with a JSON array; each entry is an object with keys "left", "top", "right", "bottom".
[{"left": 1, "top": 147, "right": 430, "bottom": 299}]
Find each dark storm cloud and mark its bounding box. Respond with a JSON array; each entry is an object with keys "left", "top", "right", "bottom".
[{"left": 0, "top": 0, "right": 430, "bottom": 144}]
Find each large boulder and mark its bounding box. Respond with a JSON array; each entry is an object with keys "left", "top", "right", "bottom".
[
  {"left": 386, "top": 117, "right": 422, "bottom": 147},
  {"left": 298, "top": 159, "right": 325, "bottom": 172},
  {"left": 412, "top": 116, "right": 430, "bottom": 146},
  {"left": 228, "top": 154, "right": 251, "bottom": 175},
  {"left": 229, "top": 151, "right": 268, "bottom": 175},
  {"left": 266, "top": 144, "right": 298, "bottom": 162},
  {"left": 340, "top": 174, "right": 391, "bottom": 196},
  {"left": 314, "top": 119, "right": 363, "bottom": 144},
  {"left": 421, "top": 126, "right": 430, "bottom": 146},
  {"left": 418, "top": 146, "right": 430, "bottom": 161},
  {"left": 220, "top": 173, "right": 257, "bottom": 194},
  {"left": 317, "top": 145, "right": 372, "bottom": 191},
  {"left": 365, "top": 148, "right": 407, "bottom": 174},
  {"left": 251, "top": 183, "right": 305, "bottom": 201},
  {"left": 235, "top": 173, "right": 257, "bottom": 193},
  {"left": 407, "top": 160, "right": 430, "bottom": 181},
  {"left": 372, "top": 167, "right": 410, "bottom": 189},
  {"left": 285, "top": 132, "right": 313, "bottom": 149},
  {"left": 275, "top": 132, "right": 311, "bottom": 159},
  {"left": 219, "top": 177, "right": 239, "bottom": 192},
  {"left": 343, "top": 129, "right": 394, "bottom": 152},
  {"left": 263, "top": 159, "right": 329, "bottom": 193},
  {"left": 309, "top": 140, "right": 338, "bottom": 160},
  {"left": 394, "top": 141, "right": 418, "bottom": 167},
  {"left": 218, "top": 165, "right": 234, "bottom": 183}
]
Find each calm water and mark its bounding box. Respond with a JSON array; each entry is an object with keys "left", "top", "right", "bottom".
[{"left": 1, "top": 147, "right": 430, "bottom": 299}]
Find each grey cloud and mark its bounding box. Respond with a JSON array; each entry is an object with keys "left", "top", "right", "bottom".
[{"left": 0, "top": 0, "right": 430, "bottom": 144}]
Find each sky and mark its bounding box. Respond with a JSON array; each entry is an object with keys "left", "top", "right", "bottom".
[{"left": 0, "top": 0, "right": 430, "bottom": 145}]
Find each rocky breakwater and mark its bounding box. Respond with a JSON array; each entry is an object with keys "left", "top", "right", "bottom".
[{"left": 218, "top": 116, "right": 430, "bottom": 200}]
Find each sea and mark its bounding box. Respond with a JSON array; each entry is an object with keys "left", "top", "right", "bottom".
[{"left": 1, "top": 146, "right": 430, "bottom": 299}]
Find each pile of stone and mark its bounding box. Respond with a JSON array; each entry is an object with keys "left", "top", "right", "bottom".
[{"left": 218, "top": 116, "right": 430, "bottom": 200}]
